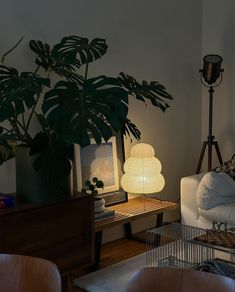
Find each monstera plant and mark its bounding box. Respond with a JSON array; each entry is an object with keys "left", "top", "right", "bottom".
[{"left": 0, "top": 35, "right": 172, "bottom": 202}]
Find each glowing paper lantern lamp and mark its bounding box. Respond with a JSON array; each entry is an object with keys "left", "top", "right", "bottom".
[{"left": 121, "top": 143, "right": 165, "bottom": 194}]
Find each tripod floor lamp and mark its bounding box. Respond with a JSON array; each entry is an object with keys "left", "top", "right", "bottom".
[{"left": 196, "top": 54, "right": 224, "bottom": 174}]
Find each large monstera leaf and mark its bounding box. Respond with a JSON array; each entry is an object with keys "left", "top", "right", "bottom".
[
  {"left": 53, "top": 36, "right": 108, "bottom": 65},
  {"left": 0, "top": 65, "right": 49, "bottom": 121},
  {"left": 30, "top": 132, "right": 73, "bottom": 181},
  {"left": 118, "top": 72, "right": 173, "bottom": 111},
  {"left": 29, "top": 40, "right": 82, "bottom": 83},
  {"left": 42, "top": 76, "right": 129, "bottom": 147},
  {"left": 29, "top": 36, "right": 107, "bottom": 83},
  {"left": 121, "top": 118, "right": 141, "bottom": 141},
  {"left": 0, "top": 128, "right": 16, "bottom": 164}
]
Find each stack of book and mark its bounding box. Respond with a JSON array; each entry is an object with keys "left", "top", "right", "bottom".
[
  {"left": 0, "top": 194, "right": 15, "bottom": 208},
  {"left": 95, "top": 208, "right": 115, "bottom": 222}
]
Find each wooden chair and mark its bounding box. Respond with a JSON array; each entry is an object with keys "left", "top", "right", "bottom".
[
  {"left": 126, "top": 267, "right": 235, "bottom": 292},
  {"left": 0, "top": 254, "right": 61, "bottom": 292}
]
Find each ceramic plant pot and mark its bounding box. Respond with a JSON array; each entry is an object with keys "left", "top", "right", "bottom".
[
  {"left": 94, "top": 197, "right": 105, "bottom": 213},
  {"left": 15, "top": 146, "right": 71, "bottom": 204}
]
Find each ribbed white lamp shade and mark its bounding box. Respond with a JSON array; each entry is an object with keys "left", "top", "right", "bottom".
[{"left": 121, "top": 143, "right": 165, "bottom": 194}]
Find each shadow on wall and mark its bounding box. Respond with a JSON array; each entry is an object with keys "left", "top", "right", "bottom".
[
  {"left": 0, "top": 159, "right": 16, "bottom": 193},
  {"left": 219, "top": 6, "right": 235, "bottom": 158}
]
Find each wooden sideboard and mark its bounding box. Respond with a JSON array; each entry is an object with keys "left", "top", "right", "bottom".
[{"left": 0, "top": 193, "right": 94, "bottom": 288}]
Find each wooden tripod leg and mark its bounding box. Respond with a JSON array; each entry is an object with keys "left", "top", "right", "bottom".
[
  {"left": 208, "top": 142, "right": 213, "bottom": 171},
  {"left": 214, "top": 141, "right": 223, "bottom": 165},
  {"left": 196, "top": 142, "right": 207, "bottom": 174}
]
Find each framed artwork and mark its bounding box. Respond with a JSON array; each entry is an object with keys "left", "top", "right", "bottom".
[{"left": 74, "top": 133, "right": 127, "bottom": 206}]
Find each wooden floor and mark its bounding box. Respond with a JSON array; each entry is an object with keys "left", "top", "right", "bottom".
[
  {"left": 99, "top": 238, "right": 146, "bottom": 268},
  {"left": 72, "top": 238, "right": 146, "bottom": 292}
]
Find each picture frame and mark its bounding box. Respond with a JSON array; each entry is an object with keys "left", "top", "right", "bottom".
[{"left": 74, "top": 133, "right": 128, "bottom": 206}]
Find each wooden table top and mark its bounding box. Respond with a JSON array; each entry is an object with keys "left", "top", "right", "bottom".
[{"left": 95, "top": 196, "right": 178, "bottom": 232}]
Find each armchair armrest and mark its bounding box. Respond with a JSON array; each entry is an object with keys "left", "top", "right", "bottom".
[{"left": 180, "top": 173, "right": 205, "bottom": 226}]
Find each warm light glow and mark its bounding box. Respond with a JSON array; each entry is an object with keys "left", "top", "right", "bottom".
[{"left": 121, "top": 143, "right": 165, "bottom": 194}]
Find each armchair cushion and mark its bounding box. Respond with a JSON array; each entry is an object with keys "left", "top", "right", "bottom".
[
  {"left": 199, "top": 202, "right": 235, "bottom": 223},
  {"left": 197, "top": 172, "right": 235, "bottom": 210}
]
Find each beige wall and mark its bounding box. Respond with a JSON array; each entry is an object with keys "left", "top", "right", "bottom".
[
  {"left": 0, "top": 0, "right": 203, "bottom": 241},
  {"left": 202, "top": 0, "right": 235, "bottom": 169}
]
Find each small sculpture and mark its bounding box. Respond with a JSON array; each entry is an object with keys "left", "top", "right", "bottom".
[{"left": 211, "top": 221, "right": 235, "bottom": 232}]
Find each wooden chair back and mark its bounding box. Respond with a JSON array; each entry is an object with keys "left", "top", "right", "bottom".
[
  {"left": 0, "top": 254, "right": 61, "bottom": 292},
  {"left": 126, "top": 267, "right": 235, "bottom": 292}
]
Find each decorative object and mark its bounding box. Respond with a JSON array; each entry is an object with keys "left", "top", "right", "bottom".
[
  {"left": 196, "top": 54, "right": 224, "bottom": 173},
  {"left": 82, "top": 176, "right": 105, "bottom": 213},
  {"left": 214, "top": 154, "right": 235, "bottom": 180},
  {"left": 0, "top": 35, "right": 172, "bottom": 203},
  {"left": 194, "top": 229, "right": 235, "bottom": 249},
  {"left": 81, "top": 177, "right": 116, "bottom": 221},
  {"left": 77, "top": 138, "right": 118, "bottom": 194},
  {"left": 75, "top": 133, "right": 128, "bottom": 205},
  {"left": 82, "top": 177, "right": 104, "bottom": 197},
  {"left": 121, "top": 143, "right": 165, "bottom": 194},
  {"left": 195, "top": 259, "right": 235, "bottom": 278},
  {"left": 93, "top": 198, "right": 106, "bottom": 214}
]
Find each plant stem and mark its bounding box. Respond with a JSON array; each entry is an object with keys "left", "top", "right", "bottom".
[
  {"left": 84, "top": 63, "right": 89, "bottom": 82},
  {"left": 9, "top": 118, "right": 20, "bottom": 135},
  {"left": 21, "top": 113, "right": 26, "bottom": 129},
  {"left": 15, "top": 119, "right": 33, "bottom": 142},
  {"left": 0, "top": 125, "right": 24, "bottom": 140},
  {"left": 1, "top": 35, "right": 25, "bottom": 64},
  {"left": 11, "top": 107, "right": 32, "bottom": 143},
  {"left": 26, "top": 68, "right": 49, "bottom": 132},
  {"left": 35, "top": 113, "right": 52, "bottom": 143},
  {"left": 8, "top": 119, "right": 28, "bottom": 143}
]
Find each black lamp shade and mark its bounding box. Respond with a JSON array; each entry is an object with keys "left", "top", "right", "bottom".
[{"left": 202, "top": 54, "right": 223, "bottom": 84}]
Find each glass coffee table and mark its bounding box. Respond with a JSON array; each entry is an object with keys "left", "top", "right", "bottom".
[{"left": 146, "top": 223, "right": 235, "bottom": 271}]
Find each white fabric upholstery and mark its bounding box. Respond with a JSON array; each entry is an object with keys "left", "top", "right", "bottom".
[
  {"left": 180, "top": 173, "right": 204, "bottom": 227},
  {"left": 197, "top": 172, "right": 235, "bottom": 210},
  {"left": 199, "top": 203, "right": 235, "bottom": 224},
  {"left": 181, "top": 172, "right": 235, "bottom": 228}
]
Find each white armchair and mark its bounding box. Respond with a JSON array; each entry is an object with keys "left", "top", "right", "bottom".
[{"left": 180, "top": 172, "right": 235, "bottom": 229}]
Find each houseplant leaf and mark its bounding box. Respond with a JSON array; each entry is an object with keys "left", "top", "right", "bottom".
[
  {"left": 53, "top": 36, "right": 108, "bottom": 65},
  {"left": 42, "top": 76, "right": 129, "bottom": 147},
  {"left": 29, "top": 40, "right": 83, "bottom": 83},
  {"left": 0, "top": 131, "right": 16, "bottom": 164},
  {"left": 121, "top": 118, "right": 141, "bottom": 141},
  {"left": 30, "top": 132, "right": 73, "bottom": 181},
  {"left": 118, "top": 72, "right": 173, "bottom": 111},
  {"left": 0, "top": 65, "right": 50, "bottom": 121}
]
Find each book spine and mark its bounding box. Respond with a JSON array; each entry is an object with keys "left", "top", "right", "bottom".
[
  {"left": 95, "top": 214, "right": 115, "bottom": 222},
  {"left": 95, "top": 210, "right": 115, "bottom": 220},
  {"left": 0, "top": 196, "right": 15, "bottom": 208}
]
